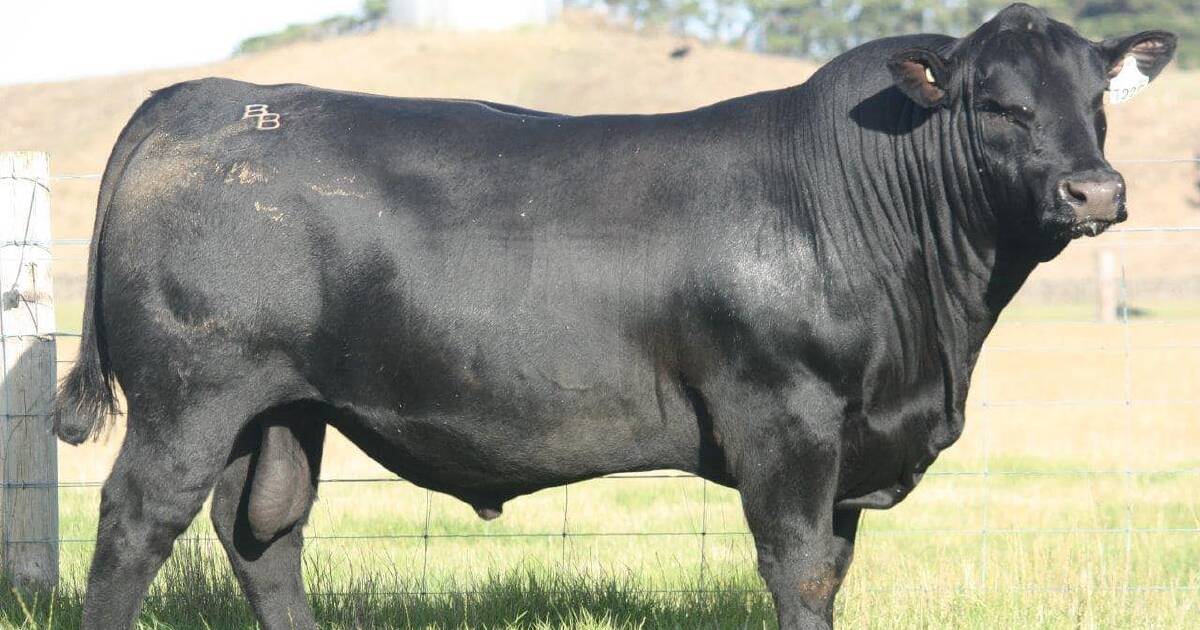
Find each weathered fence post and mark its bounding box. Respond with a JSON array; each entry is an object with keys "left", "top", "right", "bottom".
[
  {"left": 0, "top": 152, "right": 59, "bottom": 592},
  {"left": 1096, "top": 249, "right": 1119, "bottom": 324}
]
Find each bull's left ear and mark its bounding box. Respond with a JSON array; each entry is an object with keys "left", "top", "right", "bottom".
[
  {"left": 888, "top": 47, "right": 954, "bottom": 109},
  {"left": 1100, "top": 31, "right": 1177, "bottom": 82}
]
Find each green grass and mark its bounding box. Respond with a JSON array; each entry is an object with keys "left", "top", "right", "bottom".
[
  {"left": 5, "top": 456, "right": 1197, "bottom": 629},
  {"left": 999, "top": 299, "right": 1200, "bottom": 322},
  {"left": 53, "top": 302, "right": 84, "bottom": 338},
  {"left": 1, "top": 548, "right": 775, "bottom": 629}
]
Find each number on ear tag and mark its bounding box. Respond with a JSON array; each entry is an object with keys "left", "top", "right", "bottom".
[{"left": 1107, "top": 54, "right": 1149, "bottom": 105}]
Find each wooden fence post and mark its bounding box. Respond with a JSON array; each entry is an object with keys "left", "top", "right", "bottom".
[
  {"left": 0, "top": 152, "right": 59, "bottom": 592},
  {"left": 1096, "top": 249, "right": 1119, "bottom": 324}
]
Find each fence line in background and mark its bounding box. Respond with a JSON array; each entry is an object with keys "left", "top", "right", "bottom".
[
  {"left": 0, "top": 152, "right": 59, "bottom": 592},
  {"left": 1, "top": 153, "right": 1198, "bottom": 598},
  {"left": 2, "top": 464, "right": 1199, "bottom": 491}
]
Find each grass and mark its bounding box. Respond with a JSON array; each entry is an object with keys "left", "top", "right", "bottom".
[
  {"left": 1, "top": 547, "right": 775, "bottom": 629},
  {"left": 999, "top": 299, "right": 1200, "bottom": 322},
  {"left": 6, "top": 452, "right": 1198, "bottom": 629}
]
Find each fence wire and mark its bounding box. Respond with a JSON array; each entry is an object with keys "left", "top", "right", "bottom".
[{"left": 2, "top": 160, "right": 1199, "bottom": 600}]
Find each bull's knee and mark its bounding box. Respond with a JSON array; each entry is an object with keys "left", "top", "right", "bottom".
[
  {"left": 795, "top": 563, "right": 844, "bottom": 614},
  {"left": 93, "top": 475, "right": 203, "bottom": 574}
]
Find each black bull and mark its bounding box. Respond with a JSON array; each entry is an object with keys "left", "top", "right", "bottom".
[{"left": 54, "top": 5, "right": 1175, "bottom": 629}]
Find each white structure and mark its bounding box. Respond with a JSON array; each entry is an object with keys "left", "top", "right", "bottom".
[{"left": 389, "top": 0, "right": 562, "bottom": 32}]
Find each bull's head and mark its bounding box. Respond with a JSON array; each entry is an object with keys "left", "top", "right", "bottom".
[{"left": 887, "top": 3, "right": 1176, "bottom": 258}]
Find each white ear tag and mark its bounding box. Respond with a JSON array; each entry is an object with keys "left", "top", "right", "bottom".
[
  {"left": 1107, "top": 54, "right": 1148, "bottom": 104},
  {"left": 924, "top": 66, "right": 936, "bottom": 84}
]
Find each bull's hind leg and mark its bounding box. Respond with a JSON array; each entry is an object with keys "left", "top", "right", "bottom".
[
  {"left": 211, "top": 404, "right": 325, "bottom": 630},
  {"left": 79, "top": 387, "right": 281, "bottom": 630}
]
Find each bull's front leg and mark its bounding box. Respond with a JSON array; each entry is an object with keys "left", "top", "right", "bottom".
[
  {"left": 742, "top": 483, "right": 859, "bottom": 629},
  {"left": 742, "top": 493, "right": 856, "bottom": 628},
  {"left": 726, "top": 401, "right": 857, "bottom": 629}
]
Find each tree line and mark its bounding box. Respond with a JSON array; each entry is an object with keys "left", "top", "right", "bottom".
[
  {"left": 575, "top": 1, "right": 1197, "bottom": 67},
  {"left": 235, "top": 0, "right": 389, "bottom": 55}
]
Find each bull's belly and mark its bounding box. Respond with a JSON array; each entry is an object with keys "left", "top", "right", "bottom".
[{"left": 323, "top": 361, "right": 699, "bottom": 511}]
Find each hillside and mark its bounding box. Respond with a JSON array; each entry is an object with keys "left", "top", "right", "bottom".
[{"left": 1, "top": 15, "right": 1197, "bottom": 294}]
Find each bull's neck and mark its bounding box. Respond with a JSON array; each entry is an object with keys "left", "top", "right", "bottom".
[
  {"left": 887, "top": 97, "right": 1028, "bottom": 349},
  {"left": 768, "top": 84, "right": 1039, "bottom": 376}
]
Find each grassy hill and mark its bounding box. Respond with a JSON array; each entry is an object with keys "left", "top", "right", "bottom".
[{"left": 1, "top": 14, "right": 1197, "bottom": 293}]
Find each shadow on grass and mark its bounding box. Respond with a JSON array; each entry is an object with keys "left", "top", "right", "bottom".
[{"left": 0, "top": 541, "right": 775, "bottom": 629}]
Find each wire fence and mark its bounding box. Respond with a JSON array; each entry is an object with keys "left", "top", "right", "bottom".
[{"left": 3, "top": 158, "right": 1199, "bottom": 601}]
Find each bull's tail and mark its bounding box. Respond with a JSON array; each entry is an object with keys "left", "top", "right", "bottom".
[
  {"left": 53, "top": 305, "right": 115, "bottom": 445},
  {"left": 52, "top": 131, "right": 133, "bottom": 444},
  {"left": 53, "top": 86, "right": 178, "bottom": 444},
  {"left": 53, "top": 173, "right": 119, "bottom": 444}
]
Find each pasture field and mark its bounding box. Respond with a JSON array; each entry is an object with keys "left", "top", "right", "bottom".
[{"left": 4, "top": 314, "right": 1196, "bottom": 629}]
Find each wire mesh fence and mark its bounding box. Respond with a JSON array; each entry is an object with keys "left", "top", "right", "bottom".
[{"left": 2, "top": 158, "right": 1199, "bottom": 603}]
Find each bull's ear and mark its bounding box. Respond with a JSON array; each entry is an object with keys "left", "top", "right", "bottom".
[
  {"left": 1100, "top": 31, "right": 1177, "bottom": 82},
  {"left": 887, "top": 47, "right": 952, "bottom": 109}
]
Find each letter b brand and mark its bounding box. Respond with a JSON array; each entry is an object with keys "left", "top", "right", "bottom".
[{"left": 243, "top": 104, "right": 281, "bottom": 130}]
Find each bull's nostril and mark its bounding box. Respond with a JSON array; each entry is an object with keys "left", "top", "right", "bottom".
[
  {"left": 1059, "top": 172, "right": 1123, "bottom": 221},
  {"left": 1059, "top": 180, "right": 1087, "bottom": 205}
]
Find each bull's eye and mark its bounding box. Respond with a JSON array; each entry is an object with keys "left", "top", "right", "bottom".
[{"left": 980, "top": 100, "right": 1032, "bottom": 131}]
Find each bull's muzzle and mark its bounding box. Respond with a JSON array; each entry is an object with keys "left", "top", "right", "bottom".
[{"left": 1056, "top": 170, "right": 1127, "bottom": 237}]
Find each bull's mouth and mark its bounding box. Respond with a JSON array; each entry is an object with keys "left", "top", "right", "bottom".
[
  {"left": 1046, "top": 205, "right": 1127, "bottom": 241},
  {"left": 1067, "top": 218, "right": 1117, "bottom": 239}
]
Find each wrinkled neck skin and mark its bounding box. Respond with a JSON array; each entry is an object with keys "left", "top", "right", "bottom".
[
  {"left": 774, "top": 83, "right": 1037, "bottom": 355},
  {"left": 877, "top": 72, "right": 1044, "bottom": 350},
  {"left": 761, "top": 44, "right": 1042, "bottom": 485}
]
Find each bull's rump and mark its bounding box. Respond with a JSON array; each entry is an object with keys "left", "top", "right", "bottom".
[{"left": 99, "top": 78, "right": 728, "bottom": 488}]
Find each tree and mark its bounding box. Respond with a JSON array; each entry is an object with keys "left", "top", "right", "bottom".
[
  {"left": 234, "top": 0, "right": 390, "bottom": 56},
  {"left": 1062, "top": 0, "right": 1199, "bottom": 68},
  {"left": 363, "top": 0, "right": 390, "bottom": 22},
  {"left": 581, "top": 0, "right": 1198, "bottom": 67}
]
